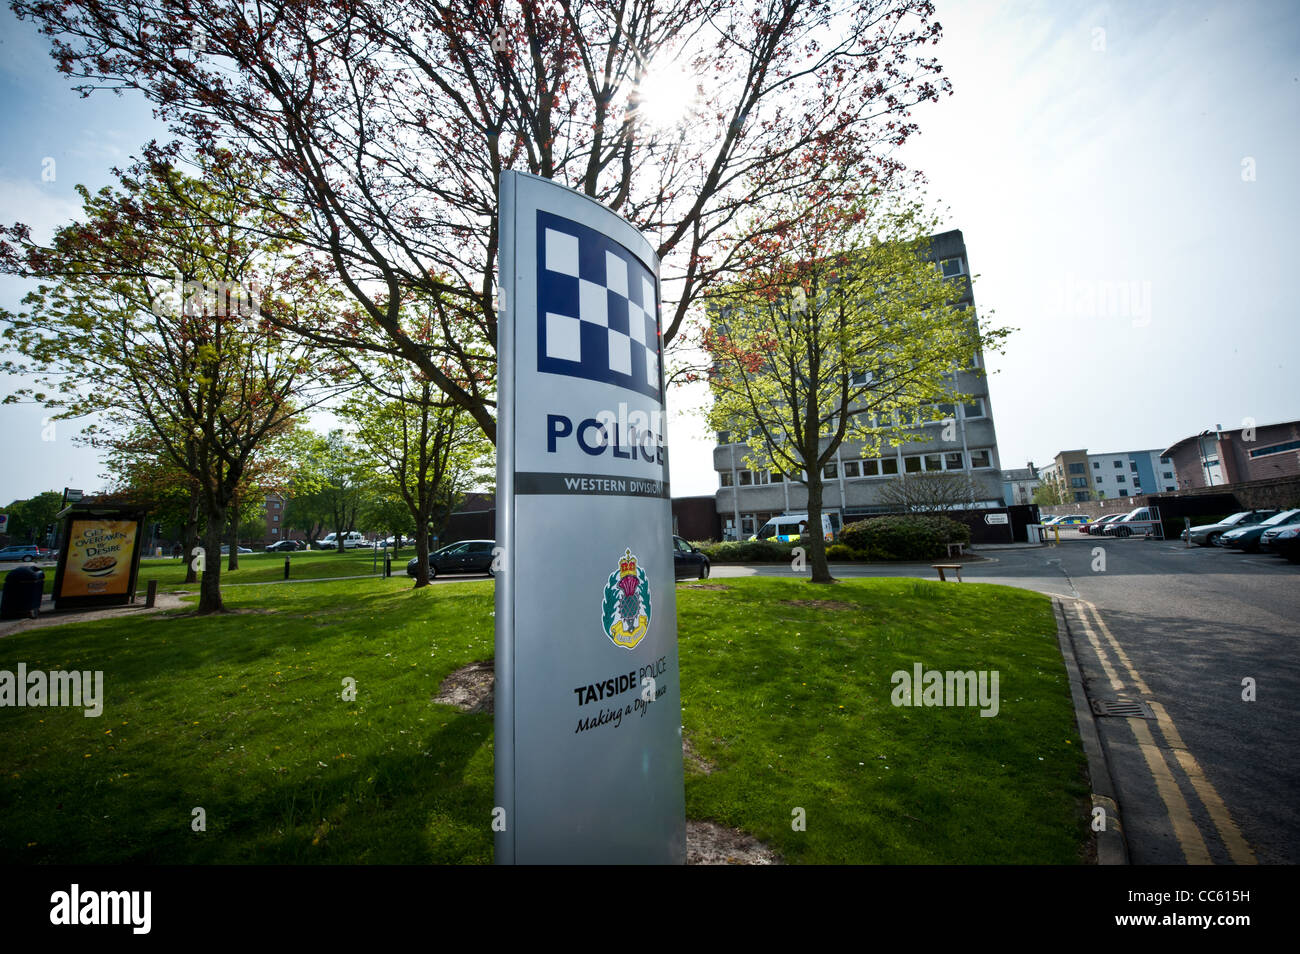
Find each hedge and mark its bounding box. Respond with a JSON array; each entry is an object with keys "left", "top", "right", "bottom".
[{"left": 838, "top": 514, "right": 971, "bottom": 561}]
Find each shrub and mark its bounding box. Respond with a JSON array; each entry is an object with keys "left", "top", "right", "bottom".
[
  {"left": 839, "top": 514, "right": 971, "bottom": 561},
  {"left": 697, "top": 539, "right": 798, "bottom": 563},
  {"left": 825, "top": 543, "right": 855, "bottom": 561}
]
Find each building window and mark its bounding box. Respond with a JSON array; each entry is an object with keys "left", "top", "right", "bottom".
[
  {"left": 963, "top": 399, "right": 985, "bottom": 419},
  {"left": 823, "top": 462, "right": 838, "bottom": 479},
  {"left": 1162, "top": 471, "right": 1173, "bottom": 479},
  {"left": 1119, "top": 490, "right": 1128, "bottom": 497},
  {"left": 739, "top": 471, "right": 753, "bottom": 486},
  {"left": 843, "top": 460, "right": 860, "bottom": 478},
  {"left": 1092, "top": 461, "right": 1100, "bottom": 469},
  {"left": 1248, "top": 439, "right": 1300, "bottom": 458},
  {"left": 970, "top": 449, "right": 992, "bottom": 468},
  {"left": 1160, "top": 456, "right": 1171, "bottom": 464},
  {"left": 718, "top": 431, "right": 731, "bottom": 445},
  {"left": 1116, "top": 475, "right": 1125, "bottom": 483},
  {"left": 1068, "top": 462, "right": 1085, "bottom": 475},
  {"left": 1130, "top": 462, "right": 1138, "bottom": 471},
  {"left": 1095, "top": 476, "right": 1104, "bottom": 484},
  {"left": 940, "top": 258, "right": 964, "bottom": 278},
  {"left": 862, "top": 459, "right": 880, "bottom": 477},
  {"left": 1113, "top": 460, "right": 1123, "bottom": 468},
  {"left": 881, "top": 457, "right": 899, "bottom": 475},
  {"left": 924, "top": 454, "right": 943, "bottom": 471},
  {"left": 720, "top": 472, "right": 733, "bottom": 487},
  {"left": 945, "top": 452, "right": 964, "bottom": 470},
  {"left": 1070, "top": 477, "right": 1087, "bottom": 488},
  {"left": 904, "top": 455, "right": 923, "bottom": 473}
]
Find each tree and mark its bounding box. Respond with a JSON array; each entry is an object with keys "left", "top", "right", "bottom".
[
  {"left": 316, "top": 431, "right": 368, "bottom": 552},
  {"left": 3, "top": 491, "right": 64, "bottom": 545},
  {"left": 100, "top": 427, "right": 204, "bottom": 579},
  {"left": 703, "top": 188, "right": 1010, "bottom": 583},
  {"left": 877, "top": 470, "right": 982, "bottom": 513},
  {"left": 341, "top": 363, "right": 492, "bottom": 586},
  {"left": 1032, "top": 481, "right": 1066, "bottom": 507},
  {"left": 13, "top": 0, "right": 953, "bottom": 443},
  {"left": 0, "top": 157, "right": 338, "bottom": 612}
]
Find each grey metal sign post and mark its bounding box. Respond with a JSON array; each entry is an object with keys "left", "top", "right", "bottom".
[{"left": 495, "top": 171, "right": 686, "bottom": 864}]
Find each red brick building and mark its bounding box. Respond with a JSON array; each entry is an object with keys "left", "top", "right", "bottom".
[{"left": 1162, "top": 420, "right": 1300, "bottom": 489}]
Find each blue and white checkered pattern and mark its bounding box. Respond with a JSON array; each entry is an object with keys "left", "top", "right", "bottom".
[{"left": 536, "top": 210, "right": 661, "bottom": 401}]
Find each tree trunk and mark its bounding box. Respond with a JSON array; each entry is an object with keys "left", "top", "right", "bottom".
[
  {"left": 226, "top": 492, "right": 240, "bottom": 572},
  {"left": 806, "top": 474, "right": 835, "bottom": 584},
  {"left": 412, "top": 525, "right": 431, "bottom": 588},
  {"left": 182, "top": 488, "right": 201, "bottom": 584},
  {"left": 198, "top": 504, "right": 226, "bottom": 613}
]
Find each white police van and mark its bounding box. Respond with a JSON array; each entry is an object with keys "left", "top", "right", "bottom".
[
  {"left": 749, "top": 513, "right": 835, "bottom": 543},
  {"left": 317, "top": 531, "right": 367, "bottom": 549}
]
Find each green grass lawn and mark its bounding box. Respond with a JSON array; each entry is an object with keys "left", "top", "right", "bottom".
[
  {"left": 0, "top": 575, "right": 1090, "bottom": 863},
  {"left": 9, "top": 548, "right": 405, "bottom": 595}
]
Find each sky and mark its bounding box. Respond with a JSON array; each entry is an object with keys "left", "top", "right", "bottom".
[{"left": 1, "top": 0, "right": 1298, "bottom": 506}]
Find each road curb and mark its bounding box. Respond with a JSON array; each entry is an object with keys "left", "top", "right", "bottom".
[{"left": 1051, "top": 596, "right": 1130, "bottom": 865}]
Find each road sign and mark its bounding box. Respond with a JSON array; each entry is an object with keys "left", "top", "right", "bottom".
[
  {"left": 495, "top": 171, "right": 685, "bottom": 864},
  {"left": 984, "top": 513, "right": 1009, "bottom": 525}
]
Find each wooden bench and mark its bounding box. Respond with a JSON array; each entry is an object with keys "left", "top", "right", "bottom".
[{"left": 931, "top": 563, "right": 963, "bottom": 582}]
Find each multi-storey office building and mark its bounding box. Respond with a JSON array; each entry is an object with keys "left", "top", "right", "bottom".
[
  {"left": 1039, "top": 448, "right": 1177, "bottom": 503},
  {"left": 711, "top": 229, "right": 1006, "bottom": 540}
]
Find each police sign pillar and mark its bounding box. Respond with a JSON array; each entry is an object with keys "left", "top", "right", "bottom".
[{"left": 495, "top": 171, "right": 686, "bottom": 864}]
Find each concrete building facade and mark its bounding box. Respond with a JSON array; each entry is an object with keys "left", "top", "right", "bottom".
[{"left": 711, "top": 229, "right": 1006, "bottom": 539}]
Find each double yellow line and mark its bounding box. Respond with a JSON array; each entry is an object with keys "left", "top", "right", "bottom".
[{"left": 1069, "top": 599, "right": 1255, "bottom": 865}]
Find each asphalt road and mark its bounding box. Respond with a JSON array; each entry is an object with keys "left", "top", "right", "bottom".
[{"left": 711, "top": 538, "right": 1300, "bottom": 865}]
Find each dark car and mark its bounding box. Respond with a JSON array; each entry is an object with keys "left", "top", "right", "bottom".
[
  {"left": 0, "top": 545, "right": 49, "bottom": 562},
  {"left": 1083, "top": 514, "right": 1123, "bottom": 535},
  {"left": 673, "top": 536, "right": 710, "bottom": 580},
  {"left": 1260, "top": 523, "right": 1300, "bottom": 563},
  {"left": 406, "top": 539, "right": 496, "bottom": 579},
  {"left": 1218, "top": 509, "right": 1300, "bottom": 552},
  {"left": 1183, "top": 509, "right": 1280, "bottom": 546},
  {"left": 265, "top": 539, "right": 304, "bottom": 552}
]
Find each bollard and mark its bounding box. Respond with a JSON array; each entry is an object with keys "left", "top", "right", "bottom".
[
  {"left": 145, "top": 579, "right": 158, "bottom": 608},
  {"left": 284, "top": 555, "right": 290, "bottom": 580},
  {"left": 385, "top": 554, "right": 392, "bottom": 578}
]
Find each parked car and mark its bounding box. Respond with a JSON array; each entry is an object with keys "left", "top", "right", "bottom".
[
  {"left": 1083, "top": 514, "right": 1125, "bottom": 535},
  {"left": 0, "top": 545, "right": 50, "bottom": 562},
  {"left": 1218, "top": 509, "right": 1300, "bottom": 552},
  {"left": 1042, "top": 515, "right": 1087, "bottom": 528},
  {"left": 1183, "top": 510, "right": 1280, "bottom": 547},
  {"left": 317, "top": 531, "right": 367, "bottom": 549},
  {"left": 1103, "top": 507, "right": 1161, "bottom": 537},
  {"left": 1054, "top": 515, "right": 1090, "bottom": 527},
  {"left": 219, "top": 545, "right": 253, "bottom": 554},
  {"left": 1260, "top": 523, "right": 1300, "bottom": 563},
  {"left": 673, "top": 536, "right": 711, "bottom": 580},
  {"left": 405, "top": 539, "right": 496, "bottom": 579},
  {"left": 265, "top": 539, "right": 304, "bottom": 552}
]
